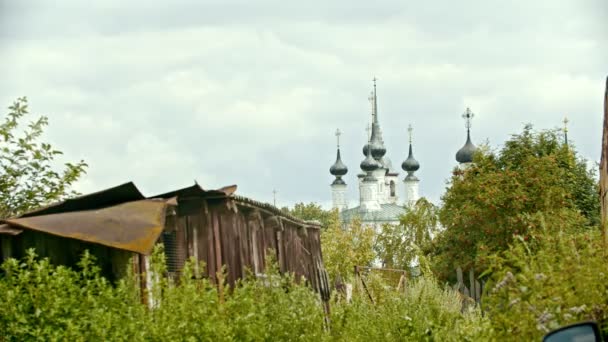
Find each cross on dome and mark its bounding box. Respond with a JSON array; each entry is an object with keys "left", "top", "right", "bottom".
[
  {"left": 462, "top": 107, "right": 474, "bottom": 130},
  {"left": 335, "top": 128, "right": 342, "bottom": 148}
]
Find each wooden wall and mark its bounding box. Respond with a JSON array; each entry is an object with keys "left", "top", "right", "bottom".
[{"left": 163, "top": 196, "right": 329, "bottom": 296}]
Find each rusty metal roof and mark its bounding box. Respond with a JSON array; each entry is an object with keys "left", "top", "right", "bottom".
[
  {"left": 152, "top": 182, "right": 237, "bottom": 199},
  {"left": 18, "top": 182, "right": 145, "bottom": 218},
  {"left": 1, "top": 199, "right": 171, "bottom": 254}
]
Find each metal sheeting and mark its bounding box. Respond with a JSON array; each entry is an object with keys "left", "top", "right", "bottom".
[
  {"left": 18, "top": 182, "right": 145, "bottom": 218},
  {"left": 153, "top": 183, "right": 237, "bottom": 200},
  {"left": 1, "top": 199, "right": 171, "bottom": 254}
]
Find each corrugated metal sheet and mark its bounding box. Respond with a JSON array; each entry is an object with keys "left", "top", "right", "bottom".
[
  {"left": 18, "top": 182, "right": 145, "bottom": 218},
  {"left": 153, "top": 183, "right": 237, "bottom": 200},
  {"left": 1, "top": 199, "right": 171, "bottom": 254}
]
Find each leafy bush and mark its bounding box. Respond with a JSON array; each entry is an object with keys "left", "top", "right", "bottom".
[
  {"left": 0, "top": 249, "right": 147, "bottom": 341},
  {"left": 375, "top": 198, "right": 439, "bottom": 270},
  {"left": 0, "top": 248, "right": 490, "bottom": 341},
  {"left": 329, "top": 271, "right": 492, "bottom": 341},
  {"left": 321, "top": 211, "right": 376, "bottom": 284},
  {"left": 483, "top": 230, "right": 608, "bottom": 340}
]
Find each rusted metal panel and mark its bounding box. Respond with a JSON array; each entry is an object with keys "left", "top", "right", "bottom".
[
  {"left": 18, "top": 182, "right": 145, "bottom": 218},
  {"left": 1, "top": 199, "right": 171, "bottom": 255},
  {"left": 153, "top": 183, "right": 237, "bottom": 200}
]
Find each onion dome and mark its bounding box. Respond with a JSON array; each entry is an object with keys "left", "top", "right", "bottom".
[
  {"left": 456, "top": 132, "right": 476, "bottom": 163},
  {"left": 330, "top": 149, "right": 348, "bottom": 176},
  {"left": 361, "top": 127, "right": 381, "bottom": 174},
  {"left": 330, "top": 129, "right": 348, "bottom": 185},
  {"left": 402, "top": 144, "right": 420, "bottom": 172},
  {"left": 456, "top": 107, "right": 477, "bottom": 164},
  {"left": 360, "top": 152, "right": 380, "bottom": 172}
]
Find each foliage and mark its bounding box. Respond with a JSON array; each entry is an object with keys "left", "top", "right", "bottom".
[
  {"left": 0, "top": 97, "right": 87, "bottom": 218},
  {"left": 431, "top": 125, "right": 595, "bottom": 281},
  {"left": 329, "top": 271, "right": 492, "bottom": 341},
  {"left": 0, "top": 249, "right": 147, "bottom": 341},
  {"left": 0, "top": 248, "right": 325, "bottom": 341},
  {"left": 286, "top": 202, "right": 332, "bottom": 228},
  {"left": 375, "top": 198, "right": 439, "bottom": 269},
  {"left": 321, "top": 211, "right": 376, "bottom": 284},
  {"left": 483, "top": 230, "right": 608, "bottom": 340},
  {"left": 0, "top": 248, "right": 494, "bottom": 341}
]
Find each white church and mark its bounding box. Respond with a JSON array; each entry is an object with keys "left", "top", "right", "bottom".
[{"left": 329, "top": 80, "right": 477, "bottom": 227}]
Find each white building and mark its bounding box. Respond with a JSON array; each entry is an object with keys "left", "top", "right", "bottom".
[
  {"left": 329, "top": 81, "right": 477, "bottom": 228},
  {"left": 329, "top": 80, "right": 421, "bottom": 227}
]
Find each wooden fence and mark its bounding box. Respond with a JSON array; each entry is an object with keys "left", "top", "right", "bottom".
[{"left": 453, "top": 266, "right": 484, "bottom": 309}]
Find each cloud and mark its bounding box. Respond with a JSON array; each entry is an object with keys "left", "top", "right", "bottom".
[{"left": 0, "top": 0, "right": 605, "bottom": 208}]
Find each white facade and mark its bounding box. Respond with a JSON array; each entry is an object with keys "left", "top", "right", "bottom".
[
  {"left": 331, "top": 183, "right": 348, "bottom": 211},
  {"left": 359, "top": 178, "right": 381, "bottom": 211},
  {"left": 403, "top": 177, "right": 420, "bottom": 206}
]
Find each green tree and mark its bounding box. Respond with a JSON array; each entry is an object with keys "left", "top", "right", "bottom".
[
  {"left": 321, "top": 210, "right": 375, "bottom": 283},
  {"left": 287, "top": 202, "right": 332, "bottom": 228},
  {"left": 431, "top": 125, "right": 594, "bottom": 281},
  {"left": 375, "top": 198, "right": 439, "bottom": 269},
  {"left": 0, "top": 97, "right": 87, "bottom": 217}
]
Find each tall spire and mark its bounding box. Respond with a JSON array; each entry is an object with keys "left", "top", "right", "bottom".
[
  {"left": 362, "top": 77, "right": 387, "bottom": 161},
  {"left": 563, "top": 116, "right": 569, "bottom": 146},
  {"left": 372, "top": 76, "right": 378, "bottom": 124},
  {"left": 456, "top": 107, "right": 477, "bottom": 164}
]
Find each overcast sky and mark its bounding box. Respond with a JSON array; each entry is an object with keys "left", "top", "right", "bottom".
[{"left": 1, "top": 1, "right": 606, "bottom": 208}]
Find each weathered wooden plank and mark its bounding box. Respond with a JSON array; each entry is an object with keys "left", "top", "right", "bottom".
[
  {"left": 212, "top": 206, "right": 222, "bottom": 280},
  {"left": 203, "top": 200, "right": 216, "bottom": 280},
  {"left": 601, "top": 76, "right": 608, "bottom": 248}
]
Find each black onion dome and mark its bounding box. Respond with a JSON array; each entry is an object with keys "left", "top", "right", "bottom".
[
  {"left": 401, "top": 144, "right": 420, "bottom": 172},
  {"left": 456, "top": 131, "right": 477, "bottom": 163},
  {"left": 361, "top": 140, "right": 384, "bottom": 158},
  {"left": 360, "top": 152, "right": 380, "bottom": 172},
  {"left": 330, "top": 149, "right": 348, "bottom": 176},
  {"left": 369, "top": 124, "right": 386, "bottom": 159}
]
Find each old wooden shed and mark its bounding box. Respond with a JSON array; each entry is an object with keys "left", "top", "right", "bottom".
[{"left": 0, "top": 182, "right": 329, "bottom": 298}]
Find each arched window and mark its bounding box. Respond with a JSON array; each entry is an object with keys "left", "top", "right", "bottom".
[{"left": 390, "top": 180, "right": 396, "bottom": 197}]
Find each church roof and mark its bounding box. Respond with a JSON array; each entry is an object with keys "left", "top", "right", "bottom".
[{"left": 340, "top": 203, "right": 406, "bottom": 224}]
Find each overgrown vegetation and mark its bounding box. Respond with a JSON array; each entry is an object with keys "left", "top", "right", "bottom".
[
  {"left": 431, "top": 125, "right": 598, "bottom": 281},
  {"left": 375, "top": 198, "right": 439, "bottom": 270},
  {"left": 320, "top": 210, "right": 375, "bottom": 284},
  {"left": 0, "top": 248, "right": 490, "bottom": 341},
  {"left": 483, "top": 230, "right": 608, "bottom": 339}
]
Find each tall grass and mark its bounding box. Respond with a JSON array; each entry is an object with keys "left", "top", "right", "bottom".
[{"left": 0, "top": 247, "right": 489, "bottom": 341}]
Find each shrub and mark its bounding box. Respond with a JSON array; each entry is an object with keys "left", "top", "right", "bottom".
[
  {"left": 483, "top": 230, "right": 608, "bottom": 340},
  {"left": 0, "top": 248, "right": 491, "bottom": 341}
]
